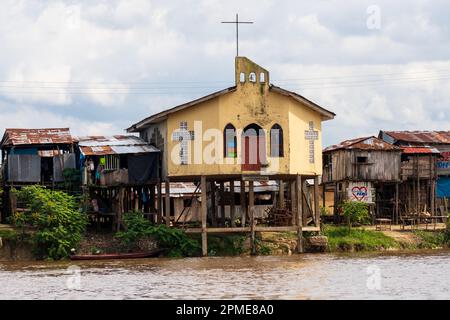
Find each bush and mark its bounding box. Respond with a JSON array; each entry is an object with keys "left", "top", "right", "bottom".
[
  {"left": 324, "top": 225, "right": 398, "bottom": 251},
  {"left": 12, "top": 186, "right": 87, "bottom": 260},
  {"left": 341, "top": 200, "right": 369, "bottom": 228},
  {"left": 116, "top": 211, "right": 200, "bottom": 257}
]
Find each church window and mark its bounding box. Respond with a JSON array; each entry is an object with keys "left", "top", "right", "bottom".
[
  {"left": 240, "top": 72, "right": 246, "bottom": 83},
  {"left": 260, "top": 72, "right": 265, "bottom": 83},
  {"left": 224, "top": 123, "right": 237, "bottom": 158},
  {"left": 270, "top": 123, "right": 284, "bottom": 157},
  {"left": 249, "top": 72, "right": 256, "bottom": 83}
]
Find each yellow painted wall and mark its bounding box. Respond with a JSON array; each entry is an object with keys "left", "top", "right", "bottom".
[
  {"left": 166, "top": 57, "right": 327, "bottom": 177},
  {"left": 289, "top": 104, "right": 323, "bottom": 175}
]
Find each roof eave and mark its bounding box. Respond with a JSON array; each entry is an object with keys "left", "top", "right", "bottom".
[
  {"left": 270, "top": 85, "right": 336, "bottom": 120},
  {"left": 127, "top": 86, "right": 237, "bottom": 132}
]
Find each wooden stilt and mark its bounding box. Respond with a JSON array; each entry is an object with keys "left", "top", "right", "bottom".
[
  {"left": 314, "top": 175, "right": 320, "bottom": 227},
  {"left": 117, "top": 187, "right": 124, "bottom": 231},
  {"left": 230, "top": 180, "right": 236, "bottom": 227},
  {"left": 165, "top": 179, "right": 170, "bottom": 227},
  {"left": 279, "top": 180, "right": 285, "bottom": 208},
  {"left": 431, "top": 179, "right": 436, "bottom": 216},
  {"left": 9, "top": 191, "right": 17, "bottom": 218},
  {"left": 249, "top": 180, "right": 255, "bottom": 255},
  {"left": 395, "top": 183, "right": 399, "bottom": 224},
  {"left": 296, "top": 175, "right": 304, "bottom": 253},
  {"left": 219, "top": 182, "right": 225, "bottom": 226},
  {"left": 211, "top": 181, "right": 217, "bottom": 227},
  {"left": 290, "top": 180, "right": 296, "bottom": 226},
  {"left": 156, "top": 180, "right": 162, "bottom": 224},
  {"left": 240, "top": 180, "right": 246, "bottom": 227},
  {"left": 334, "top": 182, "right": 339, "bottom": 223},
  {"left": 201, "top": 175, "right": 208, "bottom": 256}
]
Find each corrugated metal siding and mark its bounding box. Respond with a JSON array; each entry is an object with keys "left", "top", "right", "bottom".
[
  {"left": 53, "top": 153, "right": 76, "bottom": 182},
  {"left": 7, "top": 154, "right": 41, "bottom": 182}
]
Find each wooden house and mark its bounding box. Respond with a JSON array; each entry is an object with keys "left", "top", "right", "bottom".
[
  {"left": 322, "top": 136, "right": 403, "bottom": 222},
  {"left": 76, "top": 135, "right": 160, "bottom": 229},
  {"left": 128, "top": 56, "right": 335, "bottom": 255},
  {"left": 0, "top": 128, "right": 76, "bottom": 222},
  {"left": 379, "top": 130, "right": 450, "bottom": 216}
]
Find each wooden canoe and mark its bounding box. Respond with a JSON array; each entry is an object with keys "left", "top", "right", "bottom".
[{"left": 69, "top": 249, "right": 164, "bottom": 261}]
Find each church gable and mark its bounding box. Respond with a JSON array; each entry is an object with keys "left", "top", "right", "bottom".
[{"left": 128, "top": 57, "right": 335, "bottom": 177}]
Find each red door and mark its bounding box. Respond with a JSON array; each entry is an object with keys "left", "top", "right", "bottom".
[{"left": 242, "top": 134, "right": 265, "bottom": 171}]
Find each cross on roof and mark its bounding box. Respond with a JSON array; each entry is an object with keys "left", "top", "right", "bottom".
[
  {"left": 305, "top": 121, "right": 318, "bottom": 164},
  {"left": 221, "top": 14, "right": 254, "bottom": 56}
]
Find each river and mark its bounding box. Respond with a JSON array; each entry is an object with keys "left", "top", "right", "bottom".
[{"left": 0, "top": 251, "right": 449, "bottom": 299}]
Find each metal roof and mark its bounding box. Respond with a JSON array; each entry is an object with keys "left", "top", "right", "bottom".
[
  {"left": 127, "top": 83, "right": 335, "bottom": 132},
  {"left": 225, "top": 180, "right": 279, "bottom": 193},
  {"left": 401, "top": 146, "right": 441, "bottom": 154},
  {"left": 1, "top": 128, "right": 73, "bottom": 147},
  {"left": 324, "top": 136, "right": 400, "bottom": 152},
  {"left": 77, "top": 135, "right": 159, "bottom": 156},
  {"left": 159, "top": 182, "right": 199, "bottom": 197},
  {"left": 381, "top": 131, "right": 450, "bottom": 144}
]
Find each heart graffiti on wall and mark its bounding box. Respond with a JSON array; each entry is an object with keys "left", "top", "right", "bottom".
[{"left": 351, "top": 186, "right": 368, "bottom": 201}]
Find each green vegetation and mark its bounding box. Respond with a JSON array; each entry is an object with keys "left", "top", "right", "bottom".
[
  {"left": 205, "top": 235, "right": 249, "bottom": 256},
  {"left": 116, "top": 211, "right": 200, "bottom": 257},
  {"left": 414, "top": 230, "right": 447, "bottom": 249},
  {"left": 11, "top": 186, "right": 88, "bottom": 260},
  {"left": 341, "top": 201, "right": 370, "bottom": 228},
  {"left": 56, "top": 168, "right": 82, "bottom": 192},
  {"left": 324, "top": 225, "right": 399, "bottom": 251},
  {"left": 0, "top": 229, "right": 19, "bottom": 240}
]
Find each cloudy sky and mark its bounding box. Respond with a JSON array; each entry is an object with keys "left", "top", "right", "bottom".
[{"left": 0, "top": 0, "right": 449, "bottom": 147}]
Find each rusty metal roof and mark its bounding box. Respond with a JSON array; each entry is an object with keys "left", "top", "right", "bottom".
[
  {"left": 77, "top": 135, "right": 159, "bottom": 156},
  {"left": 1, "top": 128, "right": 73, "bottom": 147},
  {"left": 382, "top": 131, "right": 450, "bottom": 144},
  {"left": 324, "top": 136, "right": 400, "bottom": 152},
  {"left": 402, "top": 146, "right": 441, "bottom": 154}
]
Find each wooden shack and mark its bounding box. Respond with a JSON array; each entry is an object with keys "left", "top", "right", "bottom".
[
  {"left": 322, "top": 136, "right": 402, "bottom": 222},
  {"left": 0, "top": 128, "right": 76, "bottom": 222},
  {"left": 379, "top": 130, "right": 448, "bottom": 216},
  {"left": 127, "top": 56, "right": 335, "bottom": 255},
  {"left": 77, "top": 135, "right": 160, "bottom": 229}
]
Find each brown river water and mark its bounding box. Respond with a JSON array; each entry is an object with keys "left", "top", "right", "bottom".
[{"left": 0, "top": 251, "right": 449, "bottom": 300}]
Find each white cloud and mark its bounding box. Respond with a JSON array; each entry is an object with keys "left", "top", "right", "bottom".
[{"left": 0, "top": 0, "right": 449, "bottom": 148}]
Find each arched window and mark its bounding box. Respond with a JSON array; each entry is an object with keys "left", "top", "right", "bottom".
[
  {"left": 224, "top": 123, "right": 237, "bottom": 158},
  {"left": 270, "top": 123, "right": 284, "bottom": 157},
  {"left": 239, "top": 72, "right": 246, "bottom": 83},
  {"left": 249, "top": 72, "right": 256, "bottom": 83},
  {"left": 260, "top": 72, "right": 265, "bottom": 83}
]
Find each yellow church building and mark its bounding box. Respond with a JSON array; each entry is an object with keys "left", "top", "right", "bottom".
[{"left": 128, "top": 57, "right": 335, "bottom": 255}]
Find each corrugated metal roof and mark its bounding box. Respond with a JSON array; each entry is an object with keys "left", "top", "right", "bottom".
[
  {"left": 38, "top": 150, "right": 62, "bottom": 157},
  {"left": 382, "top": 131, "right": 450, "bottom": 144},
  {"left": 402, "top": 146, "right": 441, "bottom": 154},
  {"left": 127, "top": 84, "right": 335, "bottom": 132},
  {"left": 159, "top": 182, "right": 199, "bottom": 197},
  {"left": 225, "top": 180, "right": 279, "bottom": 193},
  {"left": 1, "top": 128, "right": 73, "bottom": 147},
  {"left": 324, "top": 136, "right": 400, "bottom": 152},
  {"left": 77, "top": 135, "right": 159, "bottom": 156}
]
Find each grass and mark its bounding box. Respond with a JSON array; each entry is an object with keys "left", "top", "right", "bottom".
[
  {"left": 323, "top": 225, "right": 399, "bottom": 252},
  {"left": 413, "top": 230, "right": 447, "bottom": 249},
  {"left": 0, "top": 229, "right": 18, "bottom": 240}
]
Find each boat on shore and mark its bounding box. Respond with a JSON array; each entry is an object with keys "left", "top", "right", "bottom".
[{"left": 69, "top": 249, "right": 164, "bottom": 261}]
